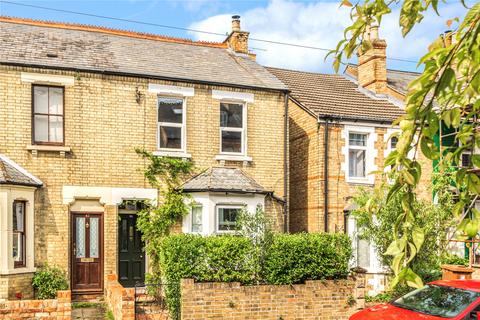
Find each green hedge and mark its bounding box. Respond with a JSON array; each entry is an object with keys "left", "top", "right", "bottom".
[
  {"left": 263, "top": 233, "right": 352, "bottom": 284},
  {"left": 157, "top": 233, "right": 351, "bottom": 319}
]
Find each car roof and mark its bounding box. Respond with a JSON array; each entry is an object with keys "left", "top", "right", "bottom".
[{"left": 430, "top": 280, "right": 480, "bottom": 292}]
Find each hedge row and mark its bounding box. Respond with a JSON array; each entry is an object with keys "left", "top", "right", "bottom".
[{"left": 157, "top": 233, "right": 352, "bottom": 318}]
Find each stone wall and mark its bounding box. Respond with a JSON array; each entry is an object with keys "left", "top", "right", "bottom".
[
  {"left": 0, "top": 290, "right": 71, "bottom": 319},
  {"left": 105, "top": 274, "right": 135, "bottom": 320},
  {"left": 180, "top": 272, "right": 366, "bottom": 320}
]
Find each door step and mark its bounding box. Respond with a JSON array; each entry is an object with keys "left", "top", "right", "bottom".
[{"left": 72, "top": 292, "right": 104, "bottom": 303}]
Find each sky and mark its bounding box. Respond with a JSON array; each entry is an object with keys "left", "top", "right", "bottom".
[{"left": 0, "top": 0, "right": 472, "bottom": 73}]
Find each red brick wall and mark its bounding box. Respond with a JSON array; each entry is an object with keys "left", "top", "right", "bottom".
[
  {"left": 180, "top": 272, "right": 366, "bottom": 319},
  {"left": 105, "top": 274, "right": 135, "bottom": 320},
  {"left": 0, "top": 290, "right": 71, "bottom": 319}
]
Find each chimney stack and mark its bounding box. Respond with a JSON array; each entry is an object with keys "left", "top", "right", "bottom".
[
  {"left": 226, "top": 15, "right": 251, "bottom": 56},
  {"left": 357, "top": 24, "right": 388, "bottom": 95}
]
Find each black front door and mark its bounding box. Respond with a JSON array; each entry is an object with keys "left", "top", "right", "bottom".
[{"left": 118, "top": 214, "right": 145, "bottom": 287}]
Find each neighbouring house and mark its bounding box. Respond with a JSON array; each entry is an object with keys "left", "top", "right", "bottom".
[
  {"left": 0, "top": 15, "right": 289, "bottom": 300},
  {"left": 267, "top": 25, "right": 433, "bottom": 295}
]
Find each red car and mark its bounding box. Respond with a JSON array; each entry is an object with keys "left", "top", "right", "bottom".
[{"left": 350, "top": 280, "right": 480, "bottom": 320}]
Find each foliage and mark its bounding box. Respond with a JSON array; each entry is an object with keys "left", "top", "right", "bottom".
[
  {"left": 157, "top": 232, "right": 352, "bottom": 319},
  {"left": 236, "top": 207, "right": 274, "bottom": 283},
  {"left": 32, "top": 265, "right": 68, "bottom": 299},
  {"left": 135, "top": 149, "right": 194, "bottom": 282},
  {"left": 263, "top": 233, "right": 352, "bottom": 284},
  {"left": 352, "top": 174, "right": 455, "bottom": 288},
  {"left": 158, "top": 234, "right": 255, "bottom": 319},
  {"left": 333, "top": 0, "right": 480, "bottom": 289},
  {"left": 365, "top": 292, "right": 394, "bottom": 303}
]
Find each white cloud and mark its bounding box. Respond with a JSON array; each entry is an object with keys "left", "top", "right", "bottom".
[{"left": 188, "top": 0, "right": 469, "bottom": 73}]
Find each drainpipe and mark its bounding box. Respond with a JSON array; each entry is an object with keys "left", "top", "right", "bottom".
[
  {"left": 323, "top": 117, "right": 330, "bottom": 233},
  {"left": 283, "top": 92, "right": 289, "bottom": 233}
]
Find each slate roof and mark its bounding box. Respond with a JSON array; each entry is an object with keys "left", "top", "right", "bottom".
[
  {"left": 0, "top": 154, "right": 43, "bottom": 187},
  {"left": 267, "top": 67, "right": 405, "bottom": 123},
  {"left": 182, "top": 167, "right": 267, "bottom": 194},
  {"left": 0, "top": 17, "right": 287, "bottom": 91}
]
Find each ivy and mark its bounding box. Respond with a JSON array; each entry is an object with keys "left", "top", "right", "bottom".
[
  {"left": 333, "top": 0, "right": 480, "bottom": 289},
  {"left": 134, "top": 148, "right": 194, "bottom": 297}
]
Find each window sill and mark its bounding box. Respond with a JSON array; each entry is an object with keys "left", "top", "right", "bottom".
[
  {"left": 346, "top": 177, "right": 374, "bottom": 185},
  {"left": 215, "top": 154, "right": 253, "bottom": 162},
  {"left": 153, "top": 151, "right": 192, "bottom": 159},
  {"left": 0, "top": 267, "right": 36, "bottom": 275},
  {"left": 27, "top": 145, "right": 71, "bottom": 157}
]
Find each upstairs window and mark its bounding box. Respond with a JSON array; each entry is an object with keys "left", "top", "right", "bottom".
[
  {"left": 33, "top": 85, "right": 64, "bottom": 145},
  {"left": 13, "top": 201, "right": 26, "bottom": 268},
  {"left": 220, "top": 103, "right": 245, "bottom": 154},
  {"left": 348, "top": 133, "right": 368, "bottom": 178},
  {"left": 158, "top": 97, "right": 185, "bottom": 151}
]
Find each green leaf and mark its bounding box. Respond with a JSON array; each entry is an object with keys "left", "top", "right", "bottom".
[
  {"left": 385, "top": 238, "right": 406, "bottom": 256},
  {"left": 472, "top": 155, "right": 480, "bottom": 168},
  {"left": 412, "top": 227, "right": 425, "bottom": 251}
]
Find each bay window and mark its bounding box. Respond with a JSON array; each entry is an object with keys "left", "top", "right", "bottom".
[
  {"left": 220, "top": 103, "right": 245, "bottom": 154},
  {"left": 32, "top": 85, "right": 64, "bottom": 145},
  {"left": 13, "top": 201, "right": 26, "bottom": 268},
  {"left": 191, "top": 205, "right": 203, "bottom": 233},
  {"left": 216, "top": 205, "right": 242, "bottom": 233},
  {"left": 158, "top": 97, "right": 185, "bottom": 151}
]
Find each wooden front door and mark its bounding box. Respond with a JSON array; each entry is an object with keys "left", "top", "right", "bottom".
[
  {"left": 118, "top": 214, "right": 145, "bottom": 287},
  {"left": 71, "top": 213, "right": 103, "bottom": 292}
]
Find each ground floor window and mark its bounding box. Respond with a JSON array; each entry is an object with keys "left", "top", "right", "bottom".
[
  {"left": 13, "top": 201, "right": 26, "bottom": 268},
  {"left": 191, "top": 205, "right": 203, "bottom": 233},
  {"left": 217, "top": 205, "right": 243, "bottom": 233}
]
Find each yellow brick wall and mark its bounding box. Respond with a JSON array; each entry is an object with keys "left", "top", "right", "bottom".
[
  {"left": 0, "top": 65, "right": 286, "bottom": 288},
  {"left": 288, "top": 100, "right": 433, "bottom": 233}
]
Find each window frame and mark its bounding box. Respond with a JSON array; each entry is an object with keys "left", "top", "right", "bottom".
[
  {"left": 31, "top": 84, "right": 65, "bottom": 146},
  {"left": 190, "top": 204, "right": 203, "bottom": 234},
  {"left": 219, "top": 102, "right": 247, "bottom": 156},
  {"left": 12, "top": 200, "right": 26, "bottom": 269},
  {"left": 348, "top": 132, "right": 368, "bottom": 179},
  {"left": 344, "top": 126, "right": 377, "bottom": 185},
  {"left": 157, "top": 96, "right": 187, "bottom": 152},
  {"left": 215, "top": 204, "right": 244, "bottom": 234}
]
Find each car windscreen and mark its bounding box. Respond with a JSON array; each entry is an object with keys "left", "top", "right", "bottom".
[{"left": 392, "top": 284, "right": 480, "bottom": 318}]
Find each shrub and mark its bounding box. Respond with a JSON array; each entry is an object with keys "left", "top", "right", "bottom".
[
  {"left": 32, "top": 265, "right": 68, "bottom": 299},
  {"left": 263, "top": 233, "right": 352, "bottom": 284},
  {"left": 157, "top": 232, "right": 352, "bottom": 319}
]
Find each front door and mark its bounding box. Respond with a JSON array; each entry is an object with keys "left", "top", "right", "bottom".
[
  {"left": 71, "top": 213, "right": 103, "bottom": 292},
  {"left": 118, "top": 214, "right": 145, "bottom": 287}
]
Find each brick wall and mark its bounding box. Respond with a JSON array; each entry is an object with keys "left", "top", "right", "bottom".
[
  {"left": 180, "top": 272, "right": 366, "bottom": 320},
  {"left": 0, "top": 290, "right": 71, "bottom": 319},
  {"left": 0, "top": 273, "right": 34, "bottom": 300},
  {"left": 0, "top": 65, "right": 286, "bottom": 288},
  {"left": 288, "top": 101, "right": 433, "bottom": 233},
  {"left": 105, "top": 274, "right": 135, "bottom": 320}
]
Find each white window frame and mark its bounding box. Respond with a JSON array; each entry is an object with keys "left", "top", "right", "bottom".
[
  {"left": 190, "top": 204, "right": 203, "bottom": 234},
  {"left": 219, "top": 102, "right": 247, "bottom": 156},
  {"left": 157, "top": 96, "right": 187, "bottom": 153},
  {"left": 215, "top": 204, "right": 244, "bottom": 234},
  {"left": 343, "top": 126, "right": 377, "bottom": 185}
]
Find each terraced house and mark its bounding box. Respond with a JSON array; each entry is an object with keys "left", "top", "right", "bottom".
[
  {"left": 268, "top": 26, "right": 433, "bottom": 295},
  {"left": 0, "top": 15, "right": 288, "bottom": 299}
]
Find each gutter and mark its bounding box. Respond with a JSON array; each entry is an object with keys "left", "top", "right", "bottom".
[
  {"left": 283, "top": 92, "right": 289, "bottom": 233},
  {"left": 0, "top": 62, "right": 290, "bottom": 93}
]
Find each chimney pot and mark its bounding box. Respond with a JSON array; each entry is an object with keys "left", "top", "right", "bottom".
[
  {"left": 370, "top": 25, "right": 379, "bottom": 40},
  {"left": 232, "top": 15, "right": 241, "bottom": 32}
]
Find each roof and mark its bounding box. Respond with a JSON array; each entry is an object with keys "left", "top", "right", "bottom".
[
  {"left": 182, "top": 167, "right": 267, "bottom": 194},
  {"left": 267, "top": 67, "right": 405, "bottom": 122},
  {"left": 0, "top": 16, "right": 287, "bottom": 91},
  {"left": 0, "top": 154, "right": 43, "bottom": 187},
  {"left": 346, "top": 64, "right": 420, "bottom": 95},
  {"left": 431, "top": 280, "right": 480, "bottom": 293}
]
